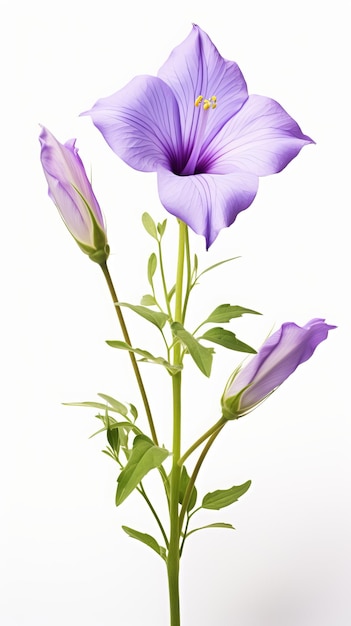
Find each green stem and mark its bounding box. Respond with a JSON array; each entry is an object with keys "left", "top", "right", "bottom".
[
  {"left": 178, "top": 422, "right": 226, "bottom": 533},
  {"left": 100, "top": 261, "right": 158, "bottom": 446},
  {"left": 167, "top": 220, "right": 187, "bottom": 626},
  {"left": 138, "top": 483, "right": 169, "bottom": 549},
  {"left": 178, "top": 416, "right": 227, "bottom": 466},
  {"left": 158, "top": 238, "right": 173, "bottom": 319}
]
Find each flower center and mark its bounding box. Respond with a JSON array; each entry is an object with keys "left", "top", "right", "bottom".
[{"left": 180, "top": 95, "right": 217, "bottom": 176}]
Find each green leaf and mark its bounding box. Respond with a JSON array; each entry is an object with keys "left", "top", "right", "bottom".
[
  {"left": 106, "top": 340, "right": 181, "bottom": 374},
  {"left": 107, "top": 425, "right": 119, "bottom": 453},
  {"left": 171, "top": 322, "right": 214, "bottom": 377},
  {"left": 97, "top": 393, "right": 129, "bottom": 416},
  {"left": 200, "top": 327, "right": 256, "bottom": 354},
  {"left": 142, "top": 212, "right": 158, "bottom": 239},
  {"left": 147, "top": 253, "right": 157, "bottom": 287},
  {"left": 157, "top": 219, "right": 167, "bottom": 237},
  {"left": 122, "top": 526, "right": 167, "bottom": 561},
  {"left": 140, "top": 294, "right": 157, "bottom": 306},
  {"left": 179, "top": 466, "right": 197, "bottom": 512},
  {"left": 116, "top": 435, "right": 169, "bottom": 505},
  {"left": 116, "top": 303, "right": 168, "bottom": 330},
  {"left": 204, "top": 304, "right": 261, "bottom": 324},
  {"left": 202, "top": 480, "right": 251, "bottom": 510},
  {"left": 197, "top": 256, "right": 240, "bottom": 280},
  {"left": 185, "top": 522, "right": 235, "bottom": 539},
  {"left": 64, "top": 400, "right": 128, "bottom": 415}
]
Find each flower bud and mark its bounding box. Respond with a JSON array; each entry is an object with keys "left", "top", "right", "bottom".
[
  {"left": 39, "top": 126, "right": 109, "bottom": 263},
  {"left": 222, "top": 319, "right": 336, "bottom": 419}
]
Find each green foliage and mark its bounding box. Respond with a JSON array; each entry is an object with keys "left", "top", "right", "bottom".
[
  {"left": 106, "top": 340, "right": 181, "bottom": 374},
  {"left": 185, "top": 522, "right": 235, "bottom": 539},
  {"left": 122, "top": 526, "right": 167, "bottom": 561},
  {"left": 140, "top": 294, "right": 157, "bottom": 306},
  {"left": 147, "top": 253, "right": 157, "bottom": 287},
  {"left": 142, "top": 212, "right": 158, "bottom": 240},
  {"left": 203, "top": 304, "right": 261, "bottom": 325},
  {"left": 115, "top": 302, "right": 168, "bottom": 330},
  {"left": 202, "top": 480, "right": 251, "bottom": 510},
  {"left": 171, "top": 322, "right": 214, "bottom": 377},
  {"left": 116, "top": 435, "right": 169, "bottom": 505},
  {"left": 200, "top": 327, "right": 256, "bottom": 354}
]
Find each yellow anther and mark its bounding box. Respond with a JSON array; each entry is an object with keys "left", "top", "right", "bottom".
[{"left": 195, "top": 94, "right": 217, "bottom": 110}]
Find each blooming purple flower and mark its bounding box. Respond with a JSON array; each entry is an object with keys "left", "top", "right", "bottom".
[
  {"left": 83, "top": 24, "right": 313, "bottom": 248},
  {"left": 222, "top": 319, "right": 335, "bottom": 419},
  {"left": 39, "top": 126, "right": 109, "bottom": 263}
]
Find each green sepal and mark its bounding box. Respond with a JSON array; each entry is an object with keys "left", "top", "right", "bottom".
[
  {"left": 200, "top": 327, "right": 257, "bottom": 354},
  {"left": 116, "top": 435, "right": 169, "bottom": 505},
  {"left": 142, "top": 212, "right": 158, "bottom": 240},
  {"left": 179, "top": 466, "right": 197, "bottom": 512},
  {"left": 202, "top": 480, "right": 251, "bottom": 510},
  {"left": 203, "top": 304, "right": 261, "bottom": 324},
  {"left": 122, "top": 526, "right": 167, "bottom": 561},
  {"left": 171, "top": 322, "right": 214, "bottom": 377},
  {"left": 106, "top": 340, "right": 181, "bottom": 374},
  {"left": 115, "top": 303, "right": 168, "bottom": 330}
]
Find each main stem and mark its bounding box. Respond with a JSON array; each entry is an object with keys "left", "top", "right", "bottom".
[
  {"left": 99, "top": 261, "right": 158, "bottom": 446},
  {"left": 167, "top": 221, "right": 186, "bottom": 626}
]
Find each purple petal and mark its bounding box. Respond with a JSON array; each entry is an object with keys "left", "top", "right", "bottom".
[
  {"left": 157, "top": 166, "right": 258, "bottom": 248},
  {"left": 201, "top": 95, "right": 314, "bottom": 175},
  {"left": 82, "top": 75, "right": 183, "bottom": 173},
  {"left": 158, "top": 24, "right": 248, "bottom": 164},
  {"left": 228, "top": 319, "right": 335, "bottom": 410}
]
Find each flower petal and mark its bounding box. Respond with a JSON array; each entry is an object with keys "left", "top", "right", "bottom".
[
  {"left": 82, "top": 75, "right": 183, "bottom": 172},
  {"left": 158, "top": 24, "right": 248, "bottom": 161},
  {"left": 157, "top": 167, "right": 258, "bottom": 248},
  {"left": 201, "top": 95, "right": 314, "bottom": 175}
]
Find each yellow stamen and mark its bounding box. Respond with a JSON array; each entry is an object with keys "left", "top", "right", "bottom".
[{"left": 195, "top": 95, "right": 217, "bottom": 110}]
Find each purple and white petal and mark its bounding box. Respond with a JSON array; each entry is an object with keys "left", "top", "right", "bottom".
[
  {"left": 83, "top": 75, "right": 183, "bottom": 173},
  {"left": 202, "top": 95, "right": 314, "bottom": 176},
  {"left": 157, "top": 166, "right": 258, "bottom": 248}
]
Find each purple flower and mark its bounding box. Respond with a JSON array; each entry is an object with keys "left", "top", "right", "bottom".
[
  {"left": 222, "top": 319, "right": 335, "bottom": 419},
  {"left": 83, "top": 25, "right": 313, "bottom": 248},
  {"left": 39, "top": 126, "right": 109, "bottom": 263}
]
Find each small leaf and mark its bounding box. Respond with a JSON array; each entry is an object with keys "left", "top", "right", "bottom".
[
  {"left": 97, "top": 393, "right": 129, "bottom": 416},
  {"left": 107, "top": 426, "right": 119, "bottom": 453},
  {"left": 202, "top": 480, "right": 251, "bottom": 510},
  {"left": 142, "top": 212, "right": 158, "bottom": 239},
  {"left": 116, "top": 303, "right": 168, "bottom": 330},
  {"left": 147, "top": 253, "right": 157, "bottom": 287},
  {"left": 157, "top": 219, "right": 167, "bottom": 237},
  {"left": 106, "top": 340, "right": 181, "bottom": 374},
  {"left": 171, "top": 322, "right": 213, "bottom": 377},
  {"left": 197, "top": 256, "right": 240, "bottom": 280},
  {"left": 116, "top": 435, "right": 169, "bottom": 505},
  {"left": 200, "top": 327, "right": 256, "bottom": 354},
  {"left": 185, "top": 522, "right": 235, "bottom": 539},
  {"left": 179, "top": 466, "right": 197, "bottom": 512},
  {"left": 204, "top": 304, "right": 261, "bottom": 324},
  {"left": 140, "top": 294, "right": 157, "bottom": 306},
  {"left": 122, "top": 526, "right": 167, "bottom": 560},
  {"left": 64, "top": 400, "right": 127, "bottom": 415}
]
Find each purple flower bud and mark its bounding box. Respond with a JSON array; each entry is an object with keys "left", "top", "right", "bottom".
[
  {"left": 39, "top": 126, "right": 109, "bottom": 264},
  {"left": 222, "top": 319, "right": 336, "bottom": 419}
]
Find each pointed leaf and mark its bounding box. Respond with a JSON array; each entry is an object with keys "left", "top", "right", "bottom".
[
  {"left": 204, "top": 305, "right": 261, "bottom": 324},
  {"left": 142, "top": 212, "right": 158, "bottom": 239},
  {"left": 185, "top": 522, "right": 235, "bottom": 539},
  {"left": 122, "top": 526, "right": 167, "bottom": 560},
  {"left": 157, "top": 219, "right": 167, "bottom": 237},
  {"left": 147, "top": 253, "right": 157, "bottom": 287},
  {"left": 197, "top": 256, "right": 240, "bottom": 280},
  {"left": 202, "top": 480, "right": 251, "bottom": 510},
  {"left": 171, "top": 322, "right": 213, "bottom": 377},
  {"left": 116, "top": 303, "right": 168, "bottom": 330},
  {"left": 140, "top": 294, "right": 157, "bottom": 306},
  {"left": 64, "top": 400, "right": 127, "bottom": 415},
  {"left": 116, "top": 435, "right": 169, "bottom": 505},
  {"left": 200, "top": 327, "right": 257, "bottom": 354},
  {"left": 97, "top": 393, "right": 129, "bottom": 415},
  {"left": 106, "top": 340, "right": 181, "bottom": 374}
]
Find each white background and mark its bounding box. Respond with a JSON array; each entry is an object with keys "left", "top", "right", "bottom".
[{"left": 1, "top": 1, "right": 349, "bottom": 624}]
